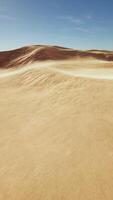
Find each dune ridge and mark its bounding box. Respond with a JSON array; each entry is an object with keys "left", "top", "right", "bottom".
[{"left": 0, "top": 45, "right": 113, "bottom": 69}]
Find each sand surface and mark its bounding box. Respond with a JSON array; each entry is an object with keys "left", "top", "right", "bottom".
[{"left": 0, "top": 53, "right": 113, "bottom": 199}]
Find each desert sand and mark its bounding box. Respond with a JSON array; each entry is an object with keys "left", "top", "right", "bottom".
[{"left": 0, "top": 45, "right": 113, "bottom": 200}]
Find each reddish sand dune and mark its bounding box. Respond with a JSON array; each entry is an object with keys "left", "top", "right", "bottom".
[{"left": 0, "top": 45, "right": 113, "bottom": 69}]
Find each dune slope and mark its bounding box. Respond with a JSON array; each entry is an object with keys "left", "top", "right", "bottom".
[{"left": 0, "top": 46, "right": 113, "bottom": 200}]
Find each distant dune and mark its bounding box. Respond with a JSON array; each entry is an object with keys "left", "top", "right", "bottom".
[
  {"left": 0, "top": 45, "right": 113, "bottom": 200},
  {"left": 0, "top": 45, "right": 113, "bottom": 69}
]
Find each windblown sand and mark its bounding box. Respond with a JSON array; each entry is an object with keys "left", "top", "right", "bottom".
[{"left": 0, "top": 59, "right": 113, "bottom": 200}]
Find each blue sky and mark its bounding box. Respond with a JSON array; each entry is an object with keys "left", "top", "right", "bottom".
[{"left": 0, "top": 0, "right": 113, "bottom": 50}]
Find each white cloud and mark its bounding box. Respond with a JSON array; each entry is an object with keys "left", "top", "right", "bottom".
[
  {"left": 57, "top": 14, "right": 102, "bottom": 34},
  {"left": 0, "top": 6, "right": 16, "bottom": 21},
  {"left": 57, "top": 14, "right": 104, "bottom": 35},
  {"left": 0, "top": 7, "right": 7, "bottom": 11},
  {"left": 0, "top": 14, "right": 16, "bottom": 20},
  {"left": 58, "top": 14, "right": 93, "bottom": 25},
  {"left": 74, "top": 27, "right": 90, "bottom": 33},
  {"left": 85, "top": 15, "right": 92, "bottom": 20},
  {"left": 58, "top": 15, "right": 83, "bottom": 25}
]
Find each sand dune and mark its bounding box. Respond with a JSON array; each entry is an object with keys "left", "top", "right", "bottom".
[
  {"left": 0, "top": 45, "right": 113, "bottom": 69},
  {"left": 0, "top": 45, "right": 113, "bottom": 200}
]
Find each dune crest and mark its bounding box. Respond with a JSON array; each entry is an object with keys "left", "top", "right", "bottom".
[{"left": 0, "top": 45, "right": 113, "bottom": 69}]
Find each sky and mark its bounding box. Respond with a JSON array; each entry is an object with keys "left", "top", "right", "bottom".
[{"left": 0, "top": 0, "right": 113, "bottom": 50}]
